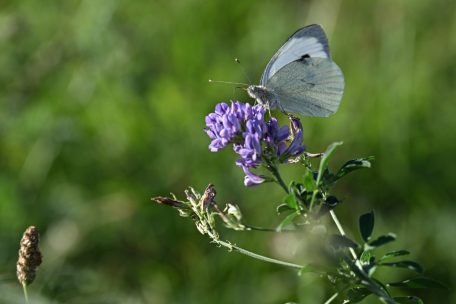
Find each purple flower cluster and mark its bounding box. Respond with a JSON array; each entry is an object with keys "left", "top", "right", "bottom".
[{"left": 205, "top": 101, "right": 305, "bottom": 186}]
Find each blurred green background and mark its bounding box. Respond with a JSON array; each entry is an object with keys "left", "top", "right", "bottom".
[{"left": 1, "top": 0, "right": 455, "bottom": 303}]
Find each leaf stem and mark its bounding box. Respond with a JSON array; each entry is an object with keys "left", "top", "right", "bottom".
[{"left": 216, "top": 239, "right": 304, "bottom": 270}]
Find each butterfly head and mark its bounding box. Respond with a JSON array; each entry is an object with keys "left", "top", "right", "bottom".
[{"left": 247, "top": 85, "right": 278, "bottom": 109}]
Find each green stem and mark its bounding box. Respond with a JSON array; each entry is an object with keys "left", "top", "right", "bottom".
[
  {"left": 323, "top": 292, "right": 339, "bottom": 304},
  {"left": 22, "top": 283, "right": 30, "bottom": 304},
  {"left": 216, "top": 239, "right": 304, "bottom": 270},
  {"left": 267, "top": 163, "right": 289, "bottom": 193},
  {"left": 329, "top": 210, "right": 358, "bottom": 261},
  {"left": 309, "top": 189, "right": 318, "bottom": 211},
  {"left": 244, "top": 224, "right": 298, "bottom": 232}
]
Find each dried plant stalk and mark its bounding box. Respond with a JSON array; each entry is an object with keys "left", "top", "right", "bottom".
[{"left": 17, "top": 226, "right": 42, "bottom": 286}]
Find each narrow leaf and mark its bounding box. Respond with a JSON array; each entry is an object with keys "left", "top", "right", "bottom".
[
  {"left": 359, "top": 211, "right": 375, "bottom": 242},
  {"left": 336, "top": 157, "right": 374, "bottom": 179},
  {"left": 317, "top": 196, "right": 340, "bottom": 218},
  {"left": 381, "top": 250, "right": 410, "bottom": 261},
  {"left": 276, "top": 213, "right": 298, "bottom": 232},
  {"left": 393, "top": 296, "right": 424, "bottom": 304},
  {"left": 330, "top": 235, "right": 359, "bottom": 249},
  {"left": 283, "top": 193, "right": 298, "bottom": 210},
  {"left": 344, "top": 257, "right": 395, "bottom": 304},
  {"left": 346, "top": 287, "right": 372, "bottom": 303},
  {"left": 388, "top": 277, "right": 447, "bottom": 289},
  {"left": 380, "top": 261, "right": 423, "bottom": 273},
  {"left": 302, "top": 170, "right": 316, "bottom": 192},
  {"left": 316, "top": 142, "right": 343, "bottom": 185},
  {"left": 276, "top": 203, "right": 294, "bottom": 214},
  {"left": 369, "top": 233, "right": 396, "bottom": 247}
]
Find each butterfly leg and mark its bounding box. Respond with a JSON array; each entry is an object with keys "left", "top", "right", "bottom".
[{"left": 278, "top": 103, "right": 288, "bottom": 116}]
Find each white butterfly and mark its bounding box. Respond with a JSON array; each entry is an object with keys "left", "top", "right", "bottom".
[{"left": 247, "top": 24, "right": 344, "bottom": 117}]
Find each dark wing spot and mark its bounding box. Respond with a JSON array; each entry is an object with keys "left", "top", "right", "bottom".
[{"left": 297, "top": 54, "right": 311, "bottom": 62}]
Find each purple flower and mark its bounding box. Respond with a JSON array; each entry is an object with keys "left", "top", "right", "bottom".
[
  {"left": 280, "top": 115, "right": 305, "bottom": 161},
  {"left": 204, "top": 102, "right": 245, "bottom": 151},
  {"left": 204, "top": 101, "right": 305, "bottom": 187},
  {"left": 265, "top": 118, "right": 290, "bottom": 157},
  {"left": 241, "top": 166, "right": 266, "bottom": 187}
]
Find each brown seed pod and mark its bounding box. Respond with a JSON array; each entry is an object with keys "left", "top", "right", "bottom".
[{"left": 17, "top": 226, "right": 42, "bottom": 286}]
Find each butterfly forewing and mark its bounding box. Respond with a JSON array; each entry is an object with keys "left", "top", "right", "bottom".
[
  {"left": 260, "top": 24, "right": 331, "bottom": 86},
  {"left": 265, "top": 57, "right": 344, "bottom": 117}
]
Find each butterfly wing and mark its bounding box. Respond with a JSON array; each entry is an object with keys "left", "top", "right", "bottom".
[
  {"left": 260, "top": 24, "right": 331, "bottom": 86},
  {"left": 265, "top": 57, "right": 344, "bottom": 117}
]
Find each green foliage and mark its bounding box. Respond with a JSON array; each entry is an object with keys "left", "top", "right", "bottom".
[{"left": 158, "top": 143, "right": 445, "bottom": 304}]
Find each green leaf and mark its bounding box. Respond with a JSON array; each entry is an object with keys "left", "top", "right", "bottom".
[
  {"left": 359, "top": 211, "right": 375, "bottom": 242},
  {"left": 316, "top": 142, "right": 343, "bottom": 185},
  {"left": 276, "top": 203, "right": 294, "bottom": 214},
  {"left": 388, "top": 277, "right": 447, "bottom": 289},
  {"left": 344, "top": 257, "right": 396, "bottom": 304},
  {"left": 379, "top": 260, "right": 423, "bottom": 273},
  {"left": 380, "top": 250, "right": 410, "bottom": 261},
  {"left": 317, "top": 196, "right": 340, "bottom": 217},
  {"left": 393, "top": 296, "right": 424, "bottom": 304},
  {"left": 359, "top": 251, "right": 377, "bottom": 276},
  {"left": 336, "top": 157, "right": 374, "bottom": 179},
  {"left": 302, "top": 170, "right": 316, "bottom": 192},
  {"left": 276, "top": 212, "right": 298, "bottom": 232},
  {"left": 360, "top": 250, "right": 372, "bottom": 264},
  {"left": 346, "top": 287, "right": 372, "bottom": 303},
  {"left": 283, "top": 193, "right": 298, "bottom": 210},
  {"left": 330, "top": 235, "right": 359, "bottom": 249},
  {"left": 369, "top": 233, "right": 396, "bottom": 247}
]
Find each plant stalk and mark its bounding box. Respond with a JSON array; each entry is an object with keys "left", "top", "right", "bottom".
[
  {"left": 267, "top": 163, "right": 289, "bottom": 193},
  {"left": 22, "top": 283, "right": 30, "bottom": 304},
  {"left": 323, "top": 292, "right": 339, "bottom": 304},
  {"left": 244, "top": 225, "right": 297, "bottom": 232},
  {"left": 309, "top": 189, "right": 318, "bottom": 211},
  {"left": 329, "top": 210, "right": 358, "bottom": 261},
  {"left": 216, "top": 239, "right": 304, "bottom": 270}
]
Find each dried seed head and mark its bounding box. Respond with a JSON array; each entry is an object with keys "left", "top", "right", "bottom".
[
  {"left": 17, "top": 226, "right": 42, "bottom": 286},
  {"left": 200, "top": 184, "right": 216, "bottom": 209},
  {"left": 152, "top": 196, "right": 185, "bottom": 208}
]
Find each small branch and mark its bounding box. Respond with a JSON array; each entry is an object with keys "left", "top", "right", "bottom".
[
  {"left": 216, "top": 239, "right": 304, "bottom": 270},
  {"left": 244, "top": 224, "right": 299, "bottom": 232}
]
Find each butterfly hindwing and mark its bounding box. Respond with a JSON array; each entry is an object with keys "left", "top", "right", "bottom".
[
  {"left": 260, "top": 24, "right": 331, "bottom": 86},
  {"left": 265, "top": 57, "right": 344, "bottom": 117}
]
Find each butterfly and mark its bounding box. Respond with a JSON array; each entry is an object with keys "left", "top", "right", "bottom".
[{"left": 247, "top": 24, "right": 344, "bottom": 117}]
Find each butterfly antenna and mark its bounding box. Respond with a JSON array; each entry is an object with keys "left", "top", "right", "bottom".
[
  {"left": 235, "top": 58, "right": 253, "bottom": 84},
  {"left": 208, "top": 79, "right": 249, "bottom": 87}
]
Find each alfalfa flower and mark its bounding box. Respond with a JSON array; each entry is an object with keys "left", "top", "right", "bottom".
[{"left": 204, "top": 101, "right": 306, "bottom": 186}]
